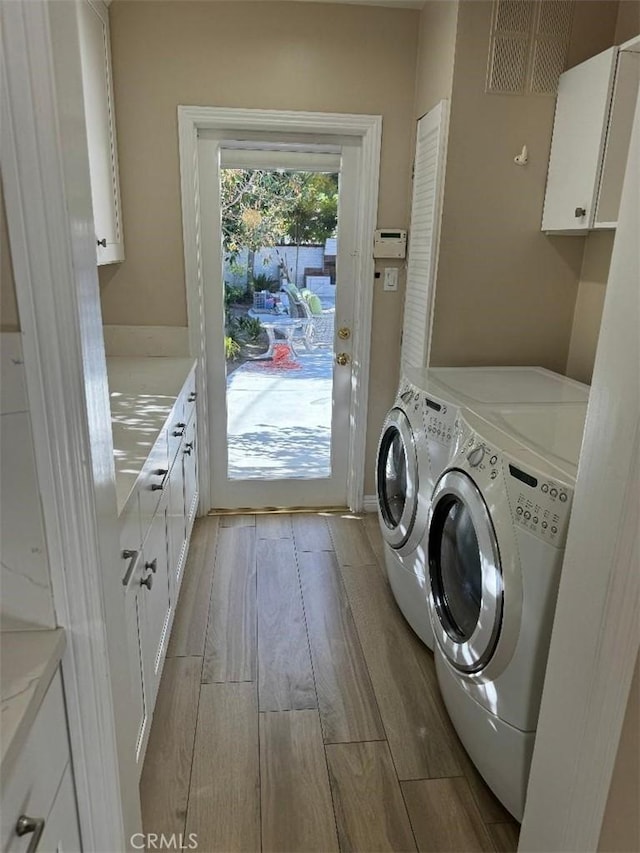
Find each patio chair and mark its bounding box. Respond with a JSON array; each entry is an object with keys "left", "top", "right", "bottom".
[{"left": 282, "top": 283, "right": 335, "bottom": 350}]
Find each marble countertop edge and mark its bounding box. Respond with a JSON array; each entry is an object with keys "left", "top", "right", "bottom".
[{"left": 1, "top": 627, "right": 66, "bottom": 781}]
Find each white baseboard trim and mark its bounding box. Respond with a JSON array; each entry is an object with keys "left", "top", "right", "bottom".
[{"left": 362, "top": 494, "right": 378, "bottom": 513}]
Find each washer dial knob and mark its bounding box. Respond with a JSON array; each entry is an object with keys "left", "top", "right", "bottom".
[{"left": 467, "top": 445, "right": 485, "bottom": 467}]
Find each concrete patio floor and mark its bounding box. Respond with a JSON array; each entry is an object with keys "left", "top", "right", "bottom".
[{"left": 226, "top": 348, "right": 333, "bottom": 480}]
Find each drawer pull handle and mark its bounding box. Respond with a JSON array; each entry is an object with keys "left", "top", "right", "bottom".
[
  {"left": 97, "top": 237, "right": 107, "bottom": 248},
  {"left": 151, "top": 468, "right": 169, "bottom": 491},
  {"left": 121, "top": 549, "right": 139, "bottom": 587},
  {"left": 172, "top": 426, "right": 186, "bottom": 437},
  {"left": 145, "top": 557, "right": 157, "bottom": 574},
  {"left": 16, "top": 815, "right": 45, "bottom": 852},
  {"left": 140, "top": 574, "right": 153, "bottom": 590},
  {"left": 188, "top": 391, "right": 197, "bottom": 402},
  {"left": 574, "top": 206, "right": 586, "bottom": 218}
]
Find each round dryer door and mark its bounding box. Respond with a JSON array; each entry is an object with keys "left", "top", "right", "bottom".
[
  {"left": 428, "top": 470, "right": 503, "bottom": 673},
  {"left": 376, "top": 408, "right": 418, "bottom": 548}
]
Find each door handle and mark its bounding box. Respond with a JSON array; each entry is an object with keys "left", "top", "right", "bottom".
[{"left": 336, "top": 353, "right": 351, "bottom": 366}]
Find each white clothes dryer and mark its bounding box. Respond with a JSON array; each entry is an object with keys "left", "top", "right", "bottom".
[
  {"left": 377, "top": 367, "right": 588, "bottom": 650},
  {"left": 376, "top": 378, "right": 459, "bottom": 648},
  {"left": 426, "top": 404, "right": 587, "bottom": 821}
]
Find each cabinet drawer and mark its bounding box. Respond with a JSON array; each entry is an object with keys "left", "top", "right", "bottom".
[
  {"left": 138, "top": 429, "right": 169, "bottom": 541},
  {"left": 167, "top": 401, "right": 187, "bottom": 470},
  {"left": 183, "top": 366, "right": 198, "bottom": 428},
  {"left": 1, "top": 672, "right": 71, "bottom": 852}
]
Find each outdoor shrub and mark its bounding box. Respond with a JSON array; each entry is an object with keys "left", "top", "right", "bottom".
[
  {"left": 224, "top": 335, "right": 241, "bottom": 360},
  {"left": 224, "top": 283, "right": 246, "bottom": 306},
  {"left": 252, "top": 272, "right": 280, "bottom": 293},
  {"left": 237, "top": 316, "right": 263, "bottom": 342}
]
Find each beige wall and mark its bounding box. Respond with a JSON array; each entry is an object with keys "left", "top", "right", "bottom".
[
  {"left": 414, "top": 0, "right": 459, "bottom": 120},
  {"left": 104, "top": 0, "right": 418, "bottom": 495},
  {"left": 565, "top": 0, "right": 638, "bottom": 384},
  {"left": 566, "top": 231, "right": 614, "bottom": 383},
  {"left": 428, "top": 0, "right": 621, "bottom": 372},
  {"left": 599, "top": 652, "right": 640, "bottom": 852},
  {"left": 1, "top": 181, "right": 20, "bottom": 332}
]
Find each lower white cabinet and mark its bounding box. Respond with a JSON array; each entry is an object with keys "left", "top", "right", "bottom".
[
  {"left": 120, "top": 365, "right": 198, "bottom": 773},
  {"left": 139, "top": 490, "right": 171, "bottom": 712},
  {"left": 1, "top": 672, "right": 81, "bottom": 852},
  {"left": 37, "top": 765, "right": 82, "bottom": 853}
]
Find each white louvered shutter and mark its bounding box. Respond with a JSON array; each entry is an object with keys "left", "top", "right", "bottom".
[{"left": 401, "top": 101, "right": 449, "bottom": 370}]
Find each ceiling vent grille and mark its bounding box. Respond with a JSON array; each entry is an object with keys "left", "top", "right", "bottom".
[{"left": 486, "top": 0, "right": 574, "bottom": 95}]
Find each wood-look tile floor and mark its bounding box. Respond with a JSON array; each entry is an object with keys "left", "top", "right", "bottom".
[{"left": 141, "top": 513, "right": 521, "bottom": 852}]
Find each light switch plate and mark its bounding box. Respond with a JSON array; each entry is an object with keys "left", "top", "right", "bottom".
[{"left": 383, "top": 267, "right": 399, "bottom": 291}]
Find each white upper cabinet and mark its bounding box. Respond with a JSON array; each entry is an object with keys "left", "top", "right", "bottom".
[
  {"left": 542, "top": 42, "right": 640, "bottom": 234},
  {"left": 542, "top": 47, "right": 618, "bottom": 233},
  {"left": 77, "top": 0, "right": 124, "bottom": 264}
]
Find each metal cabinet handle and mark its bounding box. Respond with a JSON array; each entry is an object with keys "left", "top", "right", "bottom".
[
  {"left": 188, "top": 391, "right": 197, "bottom": 402},
  {"left": 16, "top": 815, "right": 45, "bottom": 853},
  {"left": 121, "top": 549, "right": 139, "bottom": 586},
  {"left": 336, "top": 352, "right": 351, "bottom": 366},
  {"left": 172, "top": 423, "right": 186, "bottom": 437},
  {"left": 145, "top": 557, "right": 157, "bottom": 574},
  {"left": 184, "top": 446, "right": 192, "bottom": 456},
  {"left": 97, "top": 238, "right": 107, "bottom": 248},
  {"left": 140, "top": 574, "right": 153, "bottom": 590},
  {"left": 574, "top": 207, "right": 586, "bottom": 218},
  {"left": 151, "top": 468, "right": 169, "bottom": 491}
]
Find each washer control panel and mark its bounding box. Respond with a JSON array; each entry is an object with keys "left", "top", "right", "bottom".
[
  {"left": 460, "top": 433, "right": 573, "bottom": 546},
  {"left": 424, "top": 398, "right": 457, "bottom": 448}
]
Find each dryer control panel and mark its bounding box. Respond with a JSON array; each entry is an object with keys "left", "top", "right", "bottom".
[
  {"left": 423, "top": 397, "right": 457, "bottom": 449},
  {"left": 462, "top": 436, "right": 574, "bottom": 547}
]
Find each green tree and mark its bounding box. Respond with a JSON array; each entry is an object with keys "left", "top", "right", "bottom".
[{"left": 220, "top": 169, "right": 338, "bottom": 256}]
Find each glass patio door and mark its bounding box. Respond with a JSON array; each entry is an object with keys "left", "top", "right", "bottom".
[{"left": 198, "top": 138, "right": 359, "bottom": 509}]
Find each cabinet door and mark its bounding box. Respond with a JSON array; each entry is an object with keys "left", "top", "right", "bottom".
[
  {"left": 77, "top": 0, "right": 124, "bottom": 264},
  {"left": 542, "top": 47, "right": 618, "bottom": 233},
  {"left": 183, "top": 415, "right": 198, "bottom": 535},
  {"left": 37, "top": 765, "right": 81, "bottom": 853},
  {"left": 139, "top": 493, "right": 171, "bottom": 710},
  {"left": 123, "top": 549, "right": 147, "bottom": 770},
  {"left": 168, "top": 452, "right": 187, "bottom": 595}
]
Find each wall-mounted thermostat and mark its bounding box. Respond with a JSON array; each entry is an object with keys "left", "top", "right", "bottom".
[{"left": 373, "top": 229, "right": 407, "bottom": 259}]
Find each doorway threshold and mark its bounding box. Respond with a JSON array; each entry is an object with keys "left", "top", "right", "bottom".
[{"left": 208, "top": 505, "right": 350, "bottom": 516}]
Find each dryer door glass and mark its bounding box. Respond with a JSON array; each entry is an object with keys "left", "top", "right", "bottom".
[
  {"left": 376, "top": 408, "right": 418, "bottom": 547},
  {"left": 433, "top": 498, "right": 482, "bottom": 640},
  {"left": 428, "top": 470, "right": 503, "bottom": 673}
]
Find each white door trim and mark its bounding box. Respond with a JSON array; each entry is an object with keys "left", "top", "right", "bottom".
[
  {"left": 178, "top": 106, "right": 382, "bottom": 512},
  {"left": 2, "top": 1, "right": 137, "bottom": 848},
  {"left": 519, "top": 89, "right": 640, "bottom": 852}
]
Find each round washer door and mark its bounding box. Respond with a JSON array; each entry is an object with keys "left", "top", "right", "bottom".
[
  {"left": 376, "top": 408, "right": 418, "bottom": 549},
  {"left": 428, "top": 469, "right": 503, "bottom": 673}
]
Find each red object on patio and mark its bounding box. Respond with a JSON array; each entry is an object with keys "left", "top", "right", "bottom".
[{"left": 256, "top": 343, "right": 301, "bottom": 370}]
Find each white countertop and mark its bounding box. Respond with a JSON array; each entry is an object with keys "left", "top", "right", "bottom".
[
  {"left": 1, "top": 628, "right": 66, "bottom": 779},
  {"left": 106, "top": 357, "right": 196, "bottom": 515}
]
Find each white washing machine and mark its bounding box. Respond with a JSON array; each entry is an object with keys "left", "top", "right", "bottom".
[
  {"left": 376, "top": 378, "right": 456, "bottom": 648},
  {"left": 426, "top": 403, "right": 587, "bottom": 821},
  {"left": 376, "top": 367, "right": 589, "bottom": 650}
]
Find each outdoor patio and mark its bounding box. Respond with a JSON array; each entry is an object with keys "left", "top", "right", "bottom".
[{"left": 226, "top": 347, "right": 333, "bottom": 480}]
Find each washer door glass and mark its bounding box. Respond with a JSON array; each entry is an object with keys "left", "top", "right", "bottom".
[
  {"left": 376, "top": 409, "right": 418, "bottom": 548},
  {"left": 428, "top": 470, "right": 503, "bottom": 673}
]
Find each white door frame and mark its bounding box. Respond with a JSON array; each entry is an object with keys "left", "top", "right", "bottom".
[
  {"left": 178, "top": 106, "right": 381, "bottom": 512},
  {"left": 2, "top": 1, "right": 139, "bottom": 849},
  {"left": 519, "top": 89, "right": 640, "bottom": 852}
]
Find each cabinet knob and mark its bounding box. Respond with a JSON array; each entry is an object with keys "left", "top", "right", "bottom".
[
  {"left": 140, "top": 574, "right": 153, "bottom": 590},
  {"left": 574, "top": 207, "right": 586, "bottom": 218},
  {"left": 97, "top": 237, "right": 107, "bottom": 248},
  {"left": 188, "top": 391, "right": 197, "bottom": 402},
  {"left": 145, "top": 557, "right": 157, "bottom": 574},
  {"left": 16, "top": 815, "right": 45, "bottom": 853},
  {"left": 151, "top": 468, "right": 169, "bottom": 491}
]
